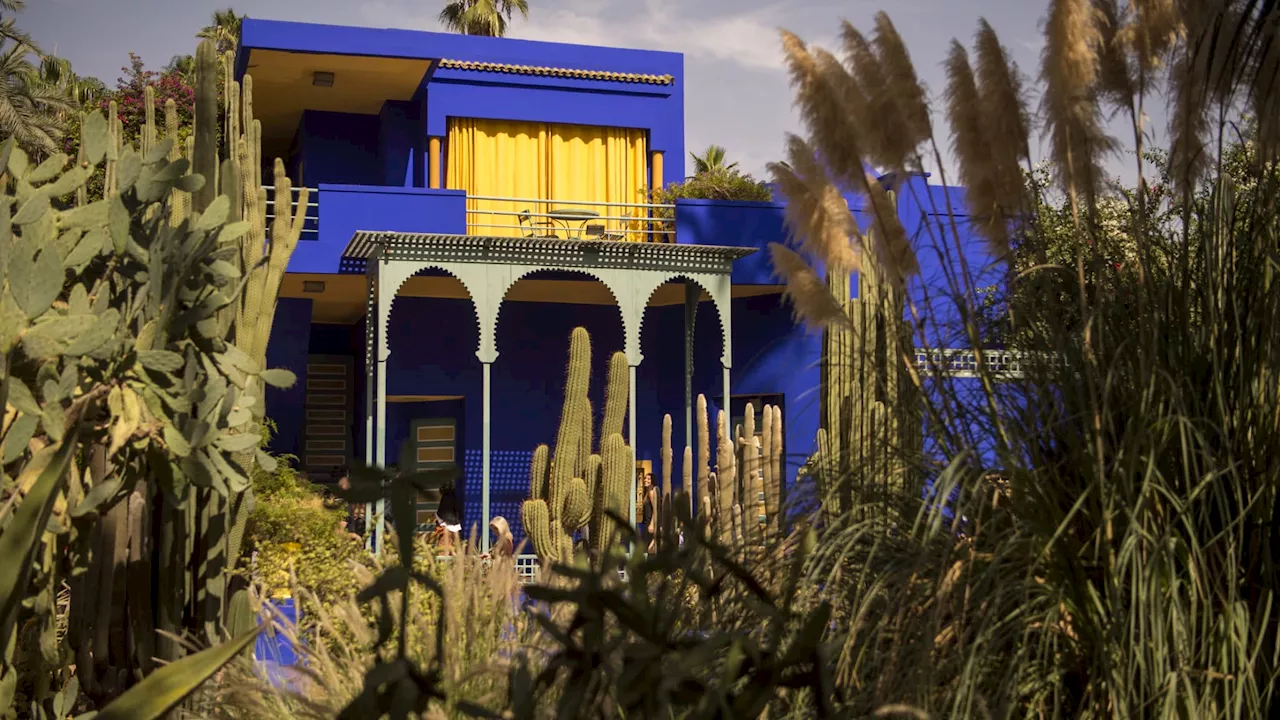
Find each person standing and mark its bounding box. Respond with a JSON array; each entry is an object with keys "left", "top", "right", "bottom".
[{"left": 640, "top": 471, "right": 657, "bottom": 553}]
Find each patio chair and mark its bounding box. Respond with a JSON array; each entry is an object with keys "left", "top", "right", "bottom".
[
  {"left": 518, "top": 209, "right": 558, "bottom": 238},
  {"left": 584, "top": 223, "right": 626, "bottom": 242}
]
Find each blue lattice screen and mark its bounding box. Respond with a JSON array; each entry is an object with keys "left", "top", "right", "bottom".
[{"left": 462, "top": 448, "right": 536, "bottom": 547}]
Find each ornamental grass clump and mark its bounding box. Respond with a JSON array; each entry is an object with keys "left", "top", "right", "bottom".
[
  {"left": 201, "top": 531, "right": 528, "bottom": 720},
  {"left": 771, "top": 1, "right": 1280, "bottom": 717}
]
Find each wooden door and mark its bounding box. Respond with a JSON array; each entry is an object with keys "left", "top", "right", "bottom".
[
  {"left": 302, "top": 355, "right": 353, "bottom": 483},
  {"left": 408, "top": 417, "right": 457, "bottom": 531}
]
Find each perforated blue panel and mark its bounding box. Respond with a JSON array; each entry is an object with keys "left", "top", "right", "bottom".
[{"left": 462, "top": 447, "right": 536, "bottom": 548}]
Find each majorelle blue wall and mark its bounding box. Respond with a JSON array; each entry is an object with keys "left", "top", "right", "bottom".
[
  {"left": 260, "top": 174, "right": 1006, "bottom": 542},
  {"left": 262, "top": 277, "right": 817, "bottom": 546},
  {"left": 240, "top": 18, "right": 685, "bottom": 200}
]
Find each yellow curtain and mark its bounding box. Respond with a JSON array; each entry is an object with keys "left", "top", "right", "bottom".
[
  {"left": 446, "top": 118, "right": 649, "bottom": 240},
  {"left": 548, "top": 123, "right": 648, "bottom": 241},
  {"left": 445, "top": 119, "right": 549, "bottom": 237}
]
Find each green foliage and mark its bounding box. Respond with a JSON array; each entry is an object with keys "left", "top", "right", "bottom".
[
  {"left": 2, "top": 30, "right": 307, "bottom": 718},
  {"left": 59, "top": 55, "right": 195, "bottom": 203},
  {"left": 689, "top": 144, "right": 737, "bottom": 175},
  {"left": 246, "top": 454, "right": 367, "bottom": 607},
  {"left": 438, "top": 0, "right": 530, "bottom": 37},
  {"left": 95, "top": 627, "right": 260, "bottom": 720},
  {"left": 0, "top": 111, "right": 282, "bottom": 715},
  {"left": 651, "top": 165, "right": 774, "bottom": 204},
  {"left": 770, "top": 2, "right": 1280, "bottom": 716},
  {"left": 200, "top": 544, "right": 527, "bottom": 720}
]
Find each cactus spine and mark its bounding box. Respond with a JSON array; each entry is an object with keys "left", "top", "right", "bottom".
[{"left": 523, "top": 328, "right": 632, "bottom": 566}]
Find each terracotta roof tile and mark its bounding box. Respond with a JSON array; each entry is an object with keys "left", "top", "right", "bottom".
[{"left": 437, "top": 59, "right": 674, "bottom": 85}]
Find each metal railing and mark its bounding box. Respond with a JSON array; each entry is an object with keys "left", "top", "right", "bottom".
[
  {"left": 914, "top": 348, "right": 1064, "bottom": 380},
  {"left": 464, "top": 194, "right": 676, "bottom": 242},
  {"left": 263, "top": 184, "right": 319, "bottom": 240},
  {"left": 255, "top": 188, "right": 678, "bottom": 244}
]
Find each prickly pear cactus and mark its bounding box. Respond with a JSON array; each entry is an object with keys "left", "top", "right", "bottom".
[
  {"left": 4, "top": 36, "right": 310, "bottom": 712},
  {"left": 522, "top": 327, "right": 631, "bottom": 566},
  {"left": 0, "top": 103, "right": 295, "bottom": 711}
]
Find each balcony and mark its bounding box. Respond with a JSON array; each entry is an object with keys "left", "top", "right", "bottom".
[{"left": 271, "top": 183, "right": 789, "bottom": 280}]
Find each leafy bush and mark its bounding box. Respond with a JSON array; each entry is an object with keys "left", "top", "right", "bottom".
[
  {"left": 61, "top": 54, "right": 196, "bottom": 203},
  {"left": 650, "top": 166, "right": 775, "bottom": 204},
  {"left": 642, "top": 167, "right": 774, "bottom": 242},
  {"left": 204, "top": 539, "right": 526, "bottom": 719},
  {"left": 246, "top": 458, "right": 368, "bottom": 607}
]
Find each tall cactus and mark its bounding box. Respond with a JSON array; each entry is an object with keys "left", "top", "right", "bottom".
[
  {"left": 818, "top": 198, "right": 919, "bottom": 521},
  {"left": 696, "top": 394, "right": 711, "bottom": 520},
  {"left": 686, "top": 396, "right": 786, "bottom": 548},
  {"left": 523, "top": 327, "right": 632, "bottom": 566},
  {"left": 63, "top": 37, "right": 307, "bottom": 689}
]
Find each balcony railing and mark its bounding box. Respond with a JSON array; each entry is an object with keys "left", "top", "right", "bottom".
[
  {"left": 264, "top": 184, "right": 319, "bottom": 241},
  {"left": 463, "top": 195, "right": 676, "bottom": 242}
]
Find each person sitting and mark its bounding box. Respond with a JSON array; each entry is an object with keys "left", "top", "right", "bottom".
[
  {"left": 489, "top": 516, "right": 514, "bottom": 558},
  {"left": 334, "top": 466, "right": 366, "bottom": 540}
]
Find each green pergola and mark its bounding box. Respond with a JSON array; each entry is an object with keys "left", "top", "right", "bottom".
[{"left": 341, "top": 232, "right": 755, "bottom": 551}]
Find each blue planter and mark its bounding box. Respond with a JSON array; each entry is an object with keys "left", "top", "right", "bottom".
[{"left": 255, "top": 597, "right": 303, "bottom": 690}]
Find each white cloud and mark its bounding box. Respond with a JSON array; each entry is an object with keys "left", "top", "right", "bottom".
[{"left": 359, "top": 0, "right": 813, "bottom": 72}]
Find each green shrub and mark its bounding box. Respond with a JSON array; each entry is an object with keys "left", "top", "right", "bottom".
[
  {"left": 246, "top": 456, "right": 368, "bottom": 607},
  {"left": 651, "top": 166, "right": 775, "bottom": 204}
]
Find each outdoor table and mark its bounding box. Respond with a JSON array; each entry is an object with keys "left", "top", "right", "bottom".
[{"left": 546, "top": 208, "right": 601, "bottom": 238}]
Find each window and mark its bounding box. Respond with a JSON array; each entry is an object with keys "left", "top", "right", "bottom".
[{"left": 445, "top": 118, "right": 649, "bottom": 239}]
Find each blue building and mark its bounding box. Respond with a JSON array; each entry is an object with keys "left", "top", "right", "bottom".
[{"left": 242, "top": 18, "right": 999, "bottom": 551}]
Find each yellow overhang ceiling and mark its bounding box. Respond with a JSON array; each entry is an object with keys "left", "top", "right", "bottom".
[
  {"left": 436, "top": 59, "right": 674, "bottom": 85},
  {"left": 245, "top": 49, "right": 431, "bottom": 145}
]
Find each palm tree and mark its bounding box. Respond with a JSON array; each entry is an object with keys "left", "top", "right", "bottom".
[
  {"left": 438, "top": 0, "right": 529, "bottom": 37},
  {"left": 38, "top": 54, "right": 105, "bottom": 107},
  {"left": 0, "top": 42, "right": 72, "bottom": 157},
  {"left": 198, "top": 8, "right": 243, "bottom": 56},
  {"left": 0, "top": 0, "right": 35, "bottom": 50},
  {"left": 690, "top": 144, "right": 737, "bottom": 175},
  {"left": 165, "top": 54, "right": 196, "bottom": 81}
]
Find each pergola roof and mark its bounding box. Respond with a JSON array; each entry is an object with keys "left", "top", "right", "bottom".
[{"left": 340, "top": 232, "right": 756, "bottom": 275}]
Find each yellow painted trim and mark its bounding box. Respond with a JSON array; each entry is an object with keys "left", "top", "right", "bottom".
[
  {"left": 428, "top": 137, "right": 441, "bottom": 189},
  {"left": 651, "top": 151, "right": 663, "bottom": 193},
  {"left": 437, "top": 59, "right": 674, "bottom": 85}
]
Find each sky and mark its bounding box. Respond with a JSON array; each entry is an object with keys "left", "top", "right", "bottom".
[{"left": 22, "top": 0, "right": 1151, "bottom": 185}]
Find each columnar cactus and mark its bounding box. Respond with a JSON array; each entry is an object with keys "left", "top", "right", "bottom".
[
  {"left": 683, "top": 396, "right": 786, "bottom": 548},
  {"left": 64, "top": 37, "right": 308, "bottom": 685},
  {"left": 817, "top": 207, "right": 919, "bottom": 521},
  {"left": 523, "top": 327, "right": 632, "bottom": 565},
  {"left": 696, "top": 394, "right": 712, "bottom": 520}
]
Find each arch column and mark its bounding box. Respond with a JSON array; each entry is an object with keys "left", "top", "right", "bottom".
[
  {"left": 435, "top": 263, "right": 507, "bottom": 553},
  {"left": 348, "top": 232, "right": 753, "bottom": 558}
]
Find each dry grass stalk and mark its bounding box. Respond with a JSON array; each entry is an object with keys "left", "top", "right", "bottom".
[
  {"left": 780, "top": 31, "right": 868, "bottom": 192},
  {"left": 872, "top": 12, "right": 933, "bottom": 148},
  {"left": 768, "top": 134, "right": 861, "bottom": 274},
  {"left": 1040, "top": 0, "right": 1117, "bottom": 218},
  {"left": 769, "top": 243, "right": 851, "bottom": 329}
]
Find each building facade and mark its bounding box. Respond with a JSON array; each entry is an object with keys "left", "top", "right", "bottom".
[{"left": 242, "top": 18, "right": 998, "bottom": 550}]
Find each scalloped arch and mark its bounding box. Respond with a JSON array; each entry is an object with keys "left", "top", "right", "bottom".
[
  {"left": 638, "top": 274, "right": 728, "bottom": 357},
  {"left": 632, "top": 272, "right": 732, "bottom": 368},
  {"left": 494, "top": 266, "right": 627, "bottom": 336},
  {"left": 378, "top": 262, "right": 484, "bottom": 361}
]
